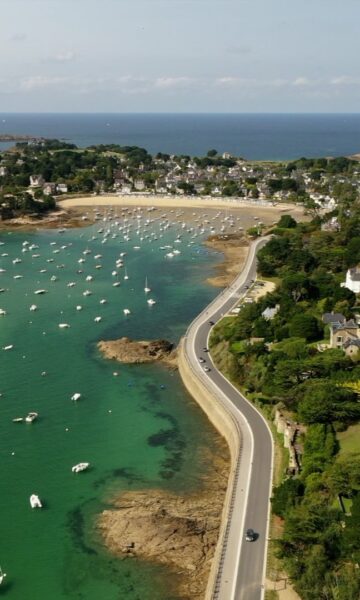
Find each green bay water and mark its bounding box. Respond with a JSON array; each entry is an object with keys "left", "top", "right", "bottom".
[{"left": 0, "top": 214, "right": 224, "bottom": 599}]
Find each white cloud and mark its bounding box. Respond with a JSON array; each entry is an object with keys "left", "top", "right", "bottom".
[
  {"left": 53, "top": 50, "right": 77, "bottom": 62},
  {"left": 20, "top": 76, "right": 71, "bottom": 90},
  {"left": 154, "top": 77, "right": 194, "bottom": 89},
  {"left": 292, "top": 77, "right": 311, "bottom": 87},
  {"left": 330, "top": 76, "right": 360, "bottom": 86},
  {"left": 214, "top": 77, "right": 287, "bottom": 88}
]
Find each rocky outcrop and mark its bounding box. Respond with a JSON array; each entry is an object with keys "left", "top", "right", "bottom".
[
  {"left": 98, "top": 446, "right": 230, "bottom": 599},
  {"left": 98, "top": 337, "right": 177, "bottom": 367}
]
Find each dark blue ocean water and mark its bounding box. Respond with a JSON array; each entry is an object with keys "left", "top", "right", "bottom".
[{"left": 0, "top": 113, "right": 360, "bottom": 160}]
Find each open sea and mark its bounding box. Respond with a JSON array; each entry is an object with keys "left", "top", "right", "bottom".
[
  {"left": 0, "top": 113, "right": 360, "bottom": 160},
  {"left": 0, "top": 213, "right": 225, "bottom": 599}
]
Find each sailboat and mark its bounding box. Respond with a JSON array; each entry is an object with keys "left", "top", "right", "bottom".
[
  {"left": 0, "top": 566, "right": 7, "bottom": 585},
  {"left": 124, "top": 268, "right": 129, "bottom": 281},
  {"left": 144, "top": 277, "right": 151, "bottom": 293}
]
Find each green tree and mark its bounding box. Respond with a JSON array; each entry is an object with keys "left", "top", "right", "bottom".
[{"left": 289, "top": 313, "right": 322, "bottom": 342}]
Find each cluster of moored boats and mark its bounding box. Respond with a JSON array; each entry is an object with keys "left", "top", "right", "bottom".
[
  {"left": 29, "top": 461, "right": 90, "bottom": 509},
  {"left": 0, "top": 205, "right": 248, "bottom": 583}
]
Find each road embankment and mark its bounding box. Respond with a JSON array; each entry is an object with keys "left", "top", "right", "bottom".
[{"left": 178, "top": 340, "right": 240, "bottom": 600}]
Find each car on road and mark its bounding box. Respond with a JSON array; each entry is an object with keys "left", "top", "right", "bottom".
[
  {"left": 198, "top": 357, "right": 205, "bottom": 363},
  {"left": 203, "top": 347, "right": 209, "bottom": 352},
  {"left": 203, "top": 366, "right": 211, "bottom": 372},
  {"left": 245, "top": 528, "right": 256, "bottom": 542},
  {"left": 208, "top": 320, "right": 215, "bottom": 326}
]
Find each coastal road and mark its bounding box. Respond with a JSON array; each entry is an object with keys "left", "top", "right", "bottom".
[{"left": 183, "top": 237, "right": 273, "bottom": 600}]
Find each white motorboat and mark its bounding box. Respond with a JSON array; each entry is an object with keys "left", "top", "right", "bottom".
[
  {"left": 112, "top": 282, "right": 120, "bottom": 287},
  {"left": 25, "top": 412, "right": 38, "bottom": 423},
  {"left": 71, "top": 462, "right": 90, "bottom": 473},
  {"left": 100, "top": 299, "right": 107, "bottom": 305},
  {"left": 147, "top": 298, "right": 156, "bottom": 306},
  {"left": 34, "top": 289, "right": 47, "bottom": 295},
  {"left": 12, "top": 417, "right": 24, "bottom": 423},
  {"left": 29, "top": 305, "right": 37, "bottom": 311},
  {"left": 3, "top": 345, "right": 13, "bottom": 351},
  {"left": 0, "top": 566, "right": 7, "bottom": 585},
  {"left": 71, "top": 393, "right": 81, "bottom": 401},
  {"left": 83, "top": 290, "right": 92, "bottom": 296},
  {"left": 76, "top": 305, "right": 82, "bottom": 311},
  {"left": 123, "top": 308, "right": 131, "bottom": 315},
  {"left": 94, "top": 316, "right": 102, "bottom": 322},
  {"left": 30, "top": 494, "right": 42, "bottom": 508},
  {"left": 0, "top": 309, "right": 6, "bottom": 316},
  {"left": 124, "top": 269, "right": 129, "bottom": 280},
  {"left": 58, "top": 323, "right": 70, "bottom": 329}
]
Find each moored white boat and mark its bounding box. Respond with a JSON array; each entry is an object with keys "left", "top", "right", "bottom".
[
  {"left": 0, "top": 566, "right": 7, "bottom": 585},
  {"left": 144, "top": 277, "right": 151, "bottom": 293},
  {"left": 25, "top": 412, "right": 38, "bottom": 423},
  {"left": 30, "top": 494, "right": 42, "bottom": 508},
  {"left": 71, "top": 462, "right": 90, "bottom": 473},
  {"left": 71, "top": 393, "right": 81, "bottom": 401}
]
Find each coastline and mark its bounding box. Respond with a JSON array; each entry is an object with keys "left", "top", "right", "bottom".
[
  {"left": 1, "top": 196, "right": 304, "bottom": 597},
  {"left": 63, "top": 195, "right": 302, "bottom": 597},
  {"left": 58, "top": 192, "right": 305, "bottom": 216}
]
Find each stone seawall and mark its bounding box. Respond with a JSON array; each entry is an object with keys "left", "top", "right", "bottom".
[{"left": 178, "top": 340, "right": 240, "bottom": 599}]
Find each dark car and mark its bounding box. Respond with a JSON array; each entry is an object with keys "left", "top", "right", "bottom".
[
  {"left": 208, "top": 321, "right": 215, "bottom": 326},
  {"left": 245, "top": 528, "right": 256, "bottom": 542}
]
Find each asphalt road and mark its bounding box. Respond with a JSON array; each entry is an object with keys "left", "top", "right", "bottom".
[{"left": 184, "top": 237, "right": 273, "bottom": 600}]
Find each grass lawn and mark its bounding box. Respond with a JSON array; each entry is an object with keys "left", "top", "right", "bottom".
[{"left": 337, "top": 423, "right": 360, "bottom": 455}]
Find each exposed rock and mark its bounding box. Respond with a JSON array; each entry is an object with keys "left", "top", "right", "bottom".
[
  {"left": 98, "top": 444, "right": 230, "bottom": 599},
  {"left": 98, "top": 337, "right": 177, "bottom": 368}
]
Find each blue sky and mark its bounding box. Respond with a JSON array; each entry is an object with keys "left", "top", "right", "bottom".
[{"left": 1, "top": 0, "right": 359, "bottom": 112}]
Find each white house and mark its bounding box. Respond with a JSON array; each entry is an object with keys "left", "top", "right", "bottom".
[
  {"left": 56, "top": 183, "right": 68, "bottom": 194},
  {"left": 344, "top": 266, "right": 360, "bottom": 294},
  {"left": 30, "top": 174, "right": 45, "bottom": 187}
]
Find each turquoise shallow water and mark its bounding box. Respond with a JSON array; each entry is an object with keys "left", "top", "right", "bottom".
[{"left": 0, "top": 211, "right": 224, "bottom": 599}]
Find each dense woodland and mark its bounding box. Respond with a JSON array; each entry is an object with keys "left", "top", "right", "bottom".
[{"left": 211, "top": 205, "right": 360, "bottom": 599}]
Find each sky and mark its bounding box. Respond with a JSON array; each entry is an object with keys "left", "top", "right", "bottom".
[{"left": 0, "top": 0, "right": 359, "bottom": 113}]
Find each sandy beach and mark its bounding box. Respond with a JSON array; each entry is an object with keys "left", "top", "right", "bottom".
[{"left": 59, "top": 192, "right": 305, "bottom": 216}]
